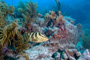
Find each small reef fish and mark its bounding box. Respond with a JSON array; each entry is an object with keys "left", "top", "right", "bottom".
[{"left": 24, "top": 32, "right": 49, "bottom": 43}]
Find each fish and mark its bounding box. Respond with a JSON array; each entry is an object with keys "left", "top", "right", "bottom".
[{"left": 23, "top": 32, "right": 49, "bottom": 43}]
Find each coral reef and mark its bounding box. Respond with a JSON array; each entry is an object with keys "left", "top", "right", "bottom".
[
  {"left": 17, "top": 1, "right": 37, "bottom": 24},
  {"left": 0, "top": 0, "right": 87, "bottom": 60},
  {"left": 0, "top": 20, "right": 17, "bottom": 59},
  {"left": 0, "top": 20, "right": 48, "bottom": 59},
  {"left": 26, "top": 11, "right": 80, "bottom": 52},
  {"left": 43, "top": 11, "right": 79, "bottom": 45},
  {"left": 23, "top": 10, "right": 82, "bottom": 60},
  {"left": 0, "top": 1, "right": 15, "bottom": 59},
  {"left": 0, "top": 21, "right": 30, "bottom": 59},
  {"left": 0, "top": 1, "right": 15, "bottom": 28},
  {"left": 17, "top": 1, "right": 38, "bottom": 34}
]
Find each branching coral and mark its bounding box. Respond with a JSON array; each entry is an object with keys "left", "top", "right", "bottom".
[
  {"left": 4, "top": 20, "right": 30, "bottom": 53},
  {"left": 0, "top": 28, "right": 7, "bottom": 47},
  {"left": 0, "top": 1, "right": 15, "bottom": 28},
  {"left": 14, "top": 30, "right": 30, "bottom": 53},
  {"left": 8, "top": 6, "right": 15, "bottom": 15},
  {"left": 0, "top": 20, "right": 17, "bottom": 59},
  {"left": 44, "top": 11, "right": 57, "bottom": 27},
  {"left": 0, "top": 20, "right": 48, "bottom": 59},
  {"left": 50, "top": 11, "right": 57, "bottom": 20},
  {"left": 53, "top": 11, "right": 66, "bottom": 38},
  {"left": 44, "top": 11, "right": 56, "bottom": 20},
  {"left": 18, "top": 0, "right": 37, "bottom": 24},
  {"left": 0, "top": 21, "right": 30, "bottom": 59},
  {"left": 0, "top": 1, "right": 15, "bottom": 59},
  {"left": 56, "top": 11, "right": 65, "bottom": 25}
]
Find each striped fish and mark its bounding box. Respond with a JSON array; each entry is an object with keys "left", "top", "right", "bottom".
[{"left": 24, "top": 32, "right": 49, "bottom": 43}]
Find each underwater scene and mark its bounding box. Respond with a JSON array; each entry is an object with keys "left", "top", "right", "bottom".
[{"left": 0, "top": 0, "right": 90, "bottom": 60}]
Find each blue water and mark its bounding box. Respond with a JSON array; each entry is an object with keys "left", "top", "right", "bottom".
[{"left": 3, "top": 0, "right": 90, "bottom": 29}]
